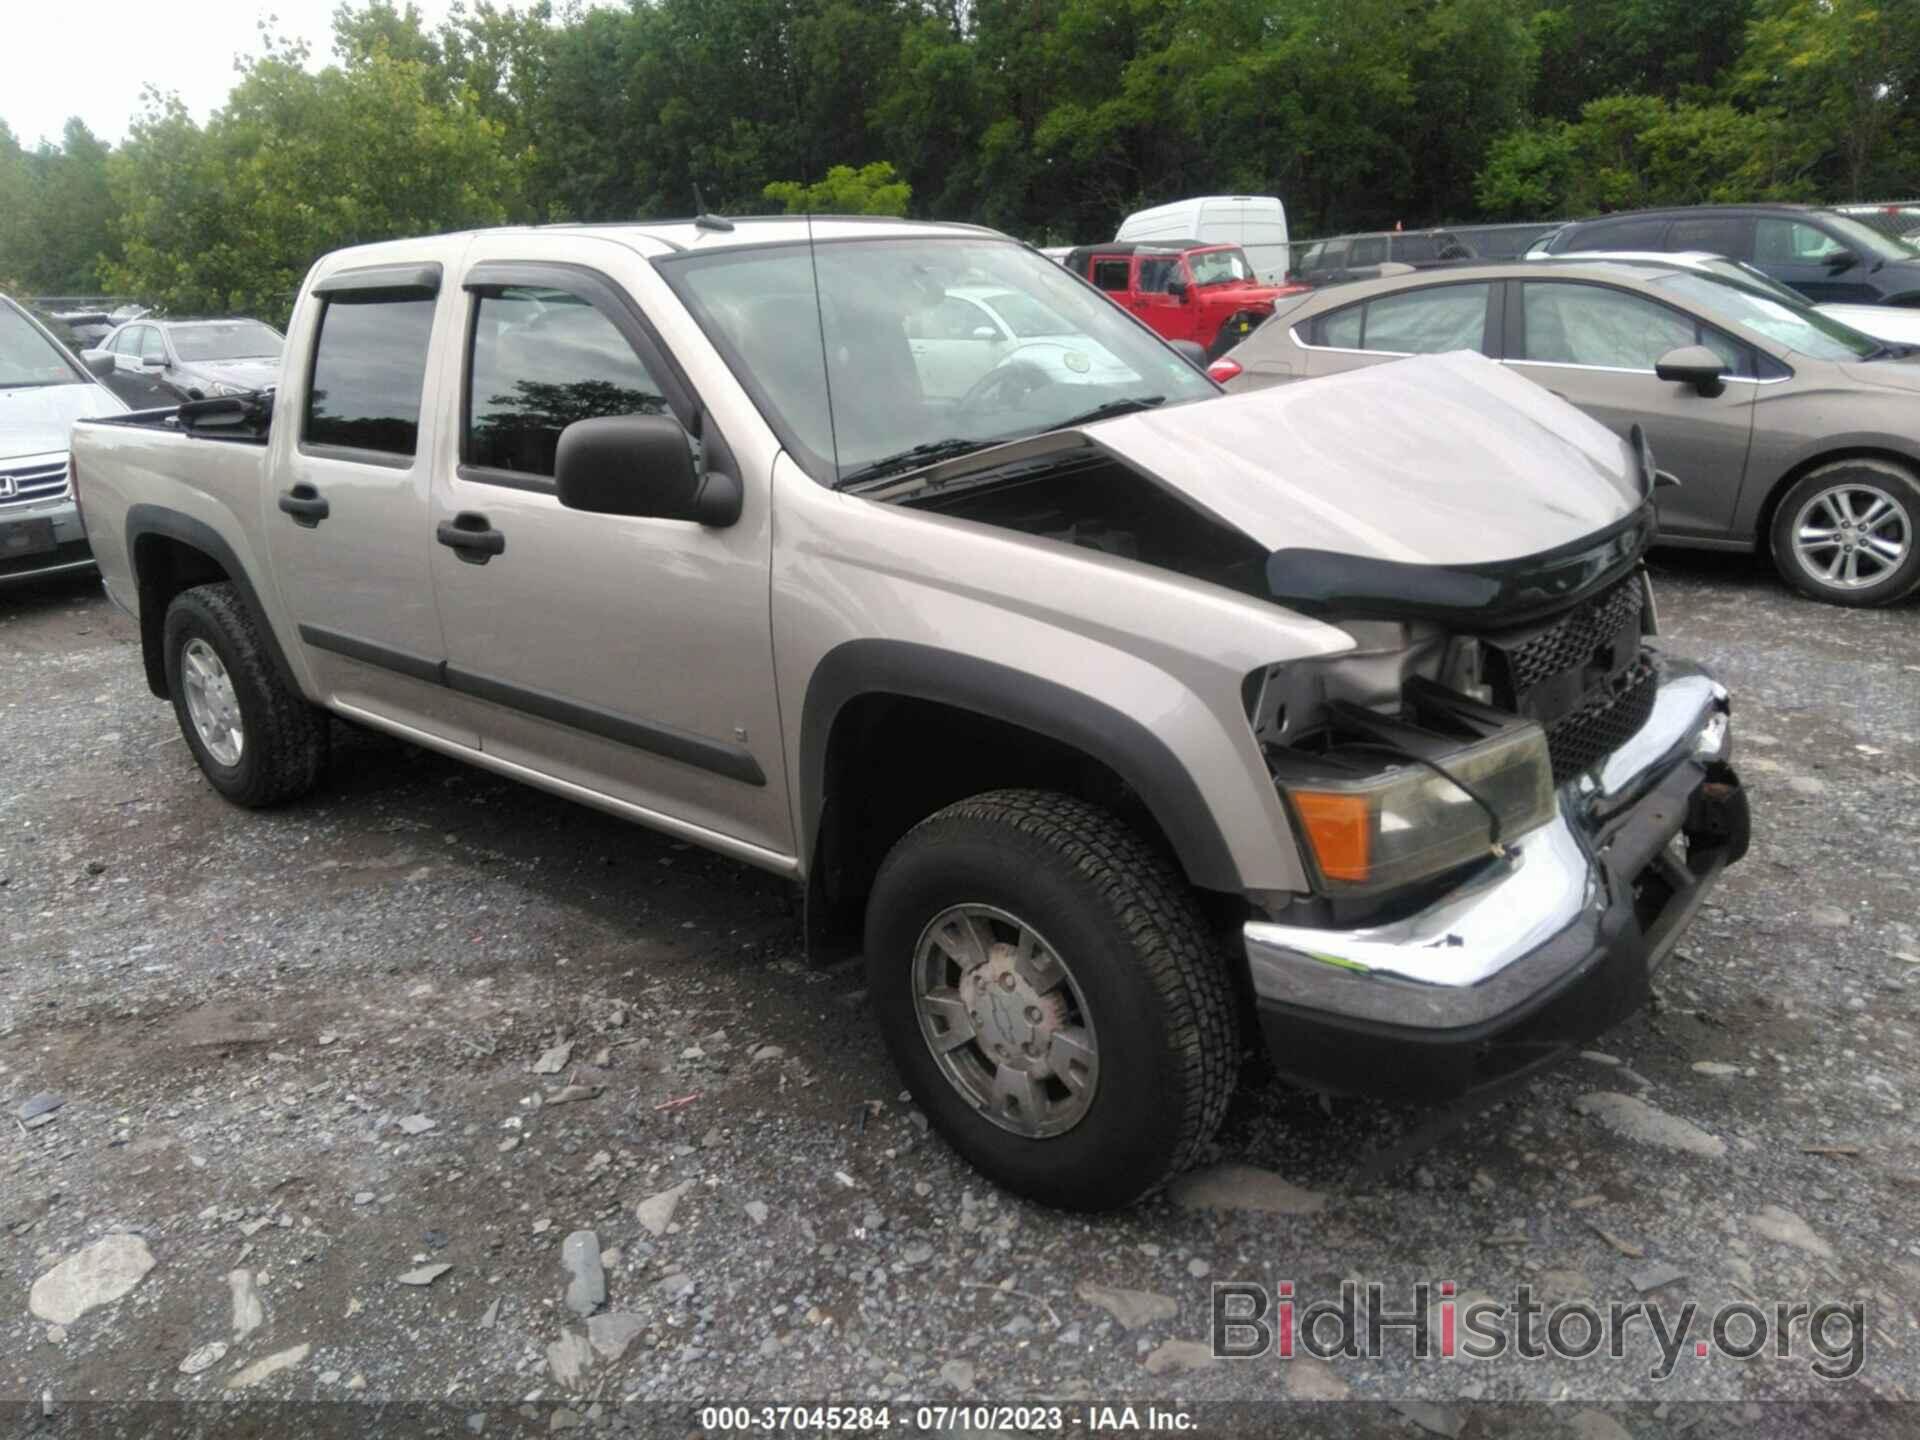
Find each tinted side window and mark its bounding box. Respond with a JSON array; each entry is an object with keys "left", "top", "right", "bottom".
[
  {"left": 1669, "top": 215, "right": 1752, "bottom": 258},
  {"left": 1394, "top": 235, "right": 1438, "bottom": 263},
  {"left": 1566, "top": 217, "right": 1670, "bottom": 251},
  {"left": 1348, "top": 236, "right": 1389, "bottom": 265},
  {"left": 466, "top": 288, "right": 667, "bottom": 478},
  {"left": 1092, "top": 258, "right": 1130, "bottom": 291},
  {"left": 1319, "top": 305, "right": 1364, "bottom": 347},
  {"left": 304, "top": 295, "right": 436, "bottom": 457}
]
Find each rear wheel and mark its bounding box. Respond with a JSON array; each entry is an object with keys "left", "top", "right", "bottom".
[
  {"left": 865, "top": 789, "right": 1238, "bottom": 1210},
  {"left": 1769, "top": 459, "right": 1920, "bottom": 606},
  {"left": 163, "top": 582, "right": 326, "bottom": 806}
]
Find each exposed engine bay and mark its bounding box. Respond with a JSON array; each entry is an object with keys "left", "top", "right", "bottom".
[{"left": 899, "top": 454, "right": 1271, "bottom": 598}]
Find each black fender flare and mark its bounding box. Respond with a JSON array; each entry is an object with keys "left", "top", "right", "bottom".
[
  {"left": 799, "top": 639, "right": 1242, "bottom": 893},
  {"left": 124, "top": 504, "right": 301, "bottom": 700}
]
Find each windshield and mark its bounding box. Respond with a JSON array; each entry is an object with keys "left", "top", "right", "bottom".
[
  {"left": 1819, "top": 213, "right": 1920, "bottom": 263},
  {"left": 665, "top": 236, "right": 1215, "bottom": 485},
  {"left": 1681, "top": 258, "right": 1810, "bottom": 306},
  {"left": 171, "top": 321, "right": 284, "bottom": 362},
  {"left": 1187, "top": 248, "right": 1254, "bottom": 285},
  {"left": 1649, "top": 272, "right": 1881, "bottom": 361},
  {"left": 0, "top": 303, "right": 86, "bottom": 388}
]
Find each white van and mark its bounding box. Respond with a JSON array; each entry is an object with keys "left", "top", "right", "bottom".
[{"left": 1116, "top": 196, "right": 1291, "bottom": 283}]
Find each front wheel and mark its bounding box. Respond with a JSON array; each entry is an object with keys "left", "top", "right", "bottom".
[
  {"left": 1769, "top": 460, "right": 1920, "bottom": 606},
  {"left": 865, "top": 790, "right": 1239, "bottom": 1210}
]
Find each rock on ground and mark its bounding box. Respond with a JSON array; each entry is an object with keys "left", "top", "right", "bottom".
[
  {"left": 635, "top": 1181, "right": 693, "bottom": 1237},
  {"left": 1075, "top": 1282, "right": 1178, "bottom": 1331},
  {"left": 1169, "top": 1163, "right": 1327, "bottom": 1215},
  {"left": 1572, "top": 1093, "right": 1727, "bottom": 1157},
  {"left": 229, "top": 1269, "right": 264, "bottom": 1340},
  {"left": 1749, "top": 1205, "right": 1836, "bottom": 1259},
  {"left": 561, "top": 1230, "right": 606, "bottom": 1316},
  {"left": 587, "top": 1312, "right": 645, "bottom": 1362},
  {"left": 29, "top": 1234, "right": 157, "bottom": 1326},
  {"left": 225, "top": 1343, "right": 311, "bottom": 1391},
  {"left": 547, "top": 1329, "right": 595, "bottom": 1387},
  {"left": 938, "top": 1359, "right": 976, "bottom": 1392},
  {"left": 1284, "top": 1355, "right": 1351, "bottom": 1400},
  {"left": 1142, "top": 1340, "right": 1217, "bottom": 1375}
]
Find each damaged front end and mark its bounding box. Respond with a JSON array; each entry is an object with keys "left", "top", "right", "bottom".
[{"left": 1240, "top": 516, "right": 1749, "bottom": 1102}]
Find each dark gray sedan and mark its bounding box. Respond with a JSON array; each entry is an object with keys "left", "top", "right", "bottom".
[
  {"left": 86, "top": 318, "right": 283, "bottom": 408},
  {"left": 1214, "top": 257, "right": 1920, "bottom": 606}
]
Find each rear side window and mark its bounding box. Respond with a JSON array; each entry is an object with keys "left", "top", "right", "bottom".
[
  {"left": 1348, "top": 236, "right": 1389, "bottom": 265},
  {"left": 1565, "top": 217, "right": 1670, "bottom": 251},
  {"left": 1092, "top": 258, "right": 1130, "bottom": 291},
  {"left": 1314, "top": 284, "right": 1491, "bottom": 354},
  {"left": 304, "top": 296, "right": 436, "bottom": 458},
  {"left": 466, "top": 288, "right": 669, "bottom": 478},
  {"left": 140, "top": 328, "right": 167, "bottom": 363},
  {"left": 1669, "top": 215, "right": 1752, "bottom": 258}
]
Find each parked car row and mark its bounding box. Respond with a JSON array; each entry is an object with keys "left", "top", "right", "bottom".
[{"left": 83, "top": 316, "right": 286, "bottom": 409}]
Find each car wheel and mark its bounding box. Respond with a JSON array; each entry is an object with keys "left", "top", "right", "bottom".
[
  {"left": 163, "top": 582, "right": 327, "bottom": 806},
  {"left": 865, "top": 789, "right": 1239, "bottom": 1210},
  {"left": 1770, "top": 459, "right": 1920, "bottom": 606}
]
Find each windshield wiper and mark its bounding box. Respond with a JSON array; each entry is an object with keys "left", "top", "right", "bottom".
[
  {"left": 834, "top": 437, "right": 998, "bottom": 490},
  {"left": 1045, "top": 394, "right": 1168, "bottom": 430}
]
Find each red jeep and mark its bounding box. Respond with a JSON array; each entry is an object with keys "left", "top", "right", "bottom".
[{"left": 1061, "top": 241, "right": 1307, "bottom": 357}]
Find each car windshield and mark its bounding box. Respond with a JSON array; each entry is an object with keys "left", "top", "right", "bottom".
[
  {"left": 666, "top": 236, "right": 1215, "bottom": 486},
  {"left": 1649, "top": 272, "right": 1881, "bottom": 361},
  {"left": 0, "top": 304, "right": 86, "bottom": 388},
  {"left": 1187, "top": 248, "right": 1254, "bottom": 285},
  {"left": 1818, "top": 213, "right": 1920, "bottom": 263},
  {"left": 170, "top": 321, "right": 284, "bottom": 362}
]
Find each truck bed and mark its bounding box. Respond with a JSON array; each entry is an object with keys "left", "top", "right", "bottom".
[{"left": 71, "top": 394, "right": 280, "bottom": 646}]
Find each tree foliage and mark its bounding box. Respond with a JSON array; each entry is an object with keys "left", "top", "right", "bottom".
[{"left": 2, "top": 0, "right": 1916, "bottom": 313}]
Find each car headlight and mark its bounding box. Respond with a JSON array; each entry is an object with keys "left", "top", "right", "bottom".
[{"left": 1277, "top": 723, "right": 1556, "bottom": 896}]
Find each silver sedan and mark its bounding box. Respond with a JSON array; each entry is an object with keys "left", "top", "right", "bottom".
[{"left": 1215, "top": 257, "right": 1920, "bottom": 606}]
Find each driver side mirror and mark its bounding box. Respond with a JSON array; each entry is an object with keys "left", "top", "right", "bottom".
[
  {"left": 1655, "top": 345, "right": 1728, "bottom": 398},
  {"left": 84, "top": 352, "right": 116, "bottom": 379},
  {"left": 1167, "top": 279, "right": 1190, "bottom": 303},
  {"left": 555, "top": 413, "right": 742, "bottom": 527},
  {"left": 1824, "top": 247, "right": 1859, "bottom": 272}
]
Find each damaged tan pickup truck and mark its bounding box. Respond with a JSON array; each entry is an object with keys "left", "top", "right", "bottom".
[{"left": 71, "top": 217, "right": 1749, "bottom": 1209}]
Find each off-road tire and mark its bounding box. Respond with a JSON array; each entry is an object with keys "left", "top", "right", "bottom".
[
  {"left": 1768, "top": 458, "right": 1920, "bottom": 607},
  {"left": 163, "top": 582, "right": 326, "bottom": 807},
  {"left": 865, "top": 789, "right": 1239, "bottom": 1210}
]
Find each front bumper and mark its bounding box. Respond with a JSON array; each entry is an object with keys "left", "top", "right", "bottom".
[
  {"left": 1242, "top": 660, "right": 1748, "bottom": 1100},
  {"left": 0, "top": 493, "right": 94, "bottom": 586}
]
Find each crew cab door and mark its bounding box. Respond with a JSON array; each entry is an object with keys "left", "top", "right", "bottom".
[
  {"left": 265, "top": 259, "right": 478, "bottom": 746},
  {"left": 426, "top": 241, "right": 791, "bottom": 860}
]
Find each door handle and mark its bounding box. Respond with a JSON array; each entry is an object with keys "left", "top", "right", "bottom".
[
  {"left": 437, "top": 512, "right": 506, "bottom": 564},
  {"left": 277, "top": 484, "right": 329, "bottom": 527}
]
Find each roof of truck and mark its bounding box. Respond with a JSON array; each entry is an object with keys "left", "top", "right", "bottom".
[{"left": 546, "top": 214, "right": 999, "bottom": 252}]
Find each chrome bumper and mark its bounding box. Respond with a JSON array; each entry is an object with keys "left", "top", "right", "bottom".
[
  {"left": 0, "top": 494, "right": 94, "bottom": 585},
  {"left": 1243, "top": 662, "right": 1736, "bottom": 1031}
]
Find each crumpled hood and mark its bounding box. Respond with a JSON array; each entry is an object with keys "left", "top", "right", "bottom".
[
  {"left": 0, "top": 381, "right": 128, "bottom": 462},
  {"left": 181, "top": 358, "right": 281, "bottom": 391},
  {"left": 1086, "top": 351, "right": 1643, "bottom": 565}
]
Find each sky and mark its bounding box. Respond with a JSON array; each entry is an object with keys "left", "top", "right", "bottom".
[{"left": 3, "top": 0, "right": 460, "bottom": 149}]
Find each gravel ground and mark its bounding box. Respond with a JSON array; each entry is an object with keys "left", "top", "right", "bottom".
[{"left": 2, "top": 555, "right": 1917, "bottom": 1439}]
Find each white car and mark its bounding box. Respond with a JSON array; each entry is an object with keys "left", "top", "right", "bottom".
[
  {"left": 1527, "top": 248, "right": 1920, "bottom": 347},
  {"left": 906, "top": 286, "right": 1140, "bottom": 403}
]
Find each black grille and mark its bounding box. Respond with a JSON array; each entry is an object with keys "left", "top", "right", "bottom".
[
  {"left": 1498, "top": 576, "right": 1646, "bottom": 692},
  {"left": 1478, "top": 574, "right": 1653, "bottom": 785},
  {"left": 1540, "top": 654, "right": 1658, "bottom": 784}
]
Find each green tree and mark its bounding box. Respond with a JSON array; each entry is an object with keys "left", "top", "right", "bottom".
[{"left": 764, "top": 160, "right": 912, "bottom": 214}]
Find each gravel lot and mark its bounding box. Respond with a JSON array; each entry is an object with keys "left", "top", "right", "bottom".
[{"left": 2, "top": 555, "right": 1917, "bottom": 1438}]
